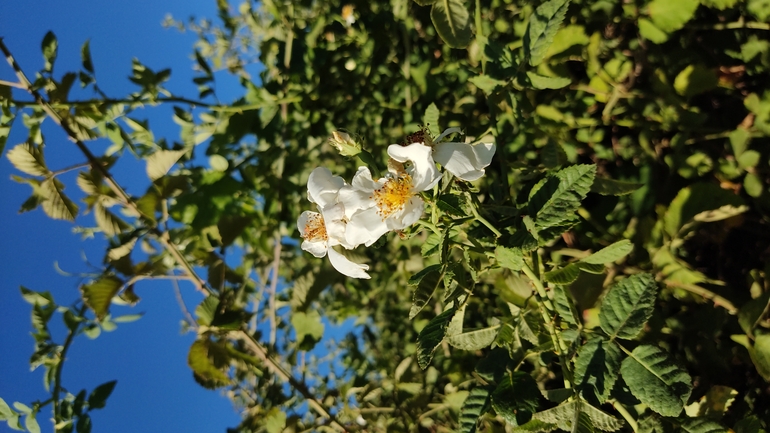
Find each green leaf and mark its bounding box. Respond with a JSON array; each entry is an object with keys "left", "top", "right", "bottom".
[
  {"left": 599, "top": 273, "right": 657, "bottom": 340},
  {"left": 524, "top": 0, "right": 571, "bottom": 66},
  {"left": 430, "top": 0, "right": 472, "bottom": 49},
  {"left": 528, "top": 164, "right": 596, "bottom": 229},
  {"left": 94, "top": 202, "right": 129, "bottom": 236},
  {"left": 663, "top": 183, "right": 744, "bottom": 238},
  {"left": 744, "top": 173, "right": 763, "bottom": 198},
  {"left": 112, "top": 313, "right": 143, "bottom": 323},
  {"left": 6, "top": 143, "right": 49, "bottom": 176},
  {"left": 749, "top": 331, "right": 770, "bottom": 381},
  {"left": 679, "top": 417, "right": 729, "bottom": 433},
  {"left": 648, "top": 0, "right": 699, "bottom": 33},
  {"left": 590, "top": 178, "right": 643, "bottom": 196},
  {"left": 729, "top": 128, "right": 751, "bottom": 157},
  {"left": 409, "top": 264, "right": 442, "bottom": 319},
  {"left": 701, "top": 0, "right": 739, "bottom": 9},
  {"left": 553, "top": 285, "right": 578, "bottom": 326},
  {"left": 291, "top": 310, "right": 325, "bottom": 349},
  {"left": 81, "top": 40, "right": 94, "bottom": 73},
  {"left": 545, "top": 263, "right": 580, "bottom": 285},
  {"left": 458, "top": 386, "right": 493, "bottom": 433},
  {"left": 414, "top": 0, "right": 438, "bottom": 5},
  {"left": 495, "top": 246, "right": 524, "bottom": 271},
  {"left": 582, "top": 240, "right": 633, "bottom": 265},
  {"left": 41, "top": 31, "right": 58, "bottom": 71},
  {"left": 491, "top": 371, "right": 541, "bottom": 426},
  {"left": 76, "top": 414, "right": 92, "bottom": 433},
  {"left": 638, "top": 18, "right": 669, "bottom": 43},
  {"left": 574, "top": 338, "right": 622, "bottom": 403},
  {"left": 196, "top": 296, "right": 220, "bottom": 326},
  {"left": 620, "top": 345, "right": 693, "bottom": 417},
  {"left": 511, "top": 419, "right": 558, "bottom": 433},
  {"left": 416, "top": 307, "right": 455, "bottom": 369},
  {"left": 424, "top": 103, "right": 440, "bottom": 136},
  {"left": 469, "top": 75, "right": 506, "bottom": 93},
  {"left": 525, "top": 72, "right": 571, "bottom": 90},
  {"left": 437, "top": 194, "right": 468, "bottom": 216},
  {"left": 674, "top": 65, "right": 718, "bottom": 98},
  {"left": 0, "top": 398, "right": 13, "bottom": 420},
  {"left": 533, "top": 400, "right": 624, "bottom": 432},
  {"left": 41, "top": 178, "right": 79, "bottom": 221},
  {"left": 187, "top": 339, "right": 229, "bottom": 386},
  {"left": 87, "top": 380, "right": 117, "bottom": 410},
  {"left": 80, "top": 276, "right": 123, "bottom": 320},
  {"left": 20, "top": 286, "right": 53, "bottom": 306},
  {"left": 24, "top": 414, "right": 40, "bottom": 433},
  {"left": 447, "top": 325, "right": 500, "bottom": 350},
  {"left": 146, "top": 149, "right": 186, "bottom": 181},
  {"left": 263, "top": 407, "right": 287, "bottom": 433}
]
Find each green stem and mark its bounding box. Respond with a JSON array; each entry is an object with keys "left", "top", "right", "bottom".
[
  {"left": 10, "top": 96, "right": 302, "bottom": 112},
  {"left": 464, "top": 192, "right": 502, "bottom": 237},
  {"left": 52, "top": 305, "right": 87, "bottom": 431},
  {"left": 610, "top": 400, "right": 638, "bottom": 432}
]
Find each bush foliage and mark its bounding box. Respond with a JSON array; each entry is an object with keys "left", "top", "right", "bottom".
[{"left": 2, "top": 0, "right": 770, "bottom": 432}]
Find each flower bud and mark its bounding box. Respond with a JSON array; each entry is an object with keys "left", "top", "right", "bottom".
[{"left": 329, "top": 131, "right": 362, "bottom": 157}]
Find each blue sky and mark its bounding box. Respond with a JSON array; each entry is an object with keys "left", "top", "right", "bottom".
[{"left": 0, "top": 1, "right": 246, "bottom": 431}]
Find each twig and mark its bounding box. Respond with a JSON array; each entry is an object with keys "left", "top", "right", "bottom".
[
  {"left": 664, "top": 281, "right": 738, "bottom": 315},
  {"left": 172, "top": 275, "right": 198, "bottom": 329},
  {"left": 268, "top": 233, "right": 281, "bottom": 346},
  {"left": 9, "top": 96, "right": 301, "bottom": 112},
  {"left": 0, "top": 78, "right": 24, "bottom": 89},
  {"left": 234, "top": 330, "right": 348, "bottom": 432}
]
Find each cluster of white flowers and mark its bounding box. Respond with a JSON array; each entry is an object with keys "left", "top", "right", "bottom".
[{"left": 297, "top": 128, "right": 496, "bottom": 279}]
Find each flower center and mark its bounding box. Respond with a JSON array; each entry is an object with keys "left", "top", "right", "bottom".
[
  {"left": 373, "top": 174, "right": 413, "bottom": 218},
  {"left": 302, "top": 213, "right": 327, "bottom": 241}
]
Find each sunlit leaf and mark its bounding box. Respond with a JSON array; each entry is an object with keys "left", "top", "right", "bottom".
[
  {"left": 524, "top": 0, "right": 571, "bottom": 66},
  {"left": 146, "top": 149, "right": 186, "bottom": 181},
  {"left": 41, "top": 178, "right": 79, "bottom": 221},
  {"left": 590, "top": 178, "right": 643, "bottom": 196},
  {"left": 528, "top": 164, "right": 596, "bottom": 229},
  {"left": 458, "top": 385, "right": 493, "bottom": 433},
  {"left": 447, "top": 325, "right": 500, "bottom": 351},
  {"left": 582, "top": 240, "right": 633, "bottom": 265},
  {"left": 430, "top": 0, "right": 472, "bottom": 49},
  {"left": 525, "top": 72, "right": 571, "bottom": 89},
  {"left": 574, "top": 338, "right": 622, "bottom": 403},
  {"left": 6, "top": 142, "right": 49, "bottom": 177},
  {"left": 599, "top": 273, "right": 657, "bottom": 340},
  {"left": 80, "top": 276, "right": 123, "bottom": 320},
  {"left": 424, "top": 103, "right": 440, "bottom": 136},
  {"left": 41, "top": 31, "right": 58, "bottom": 71},
  {"left": 187, "top": 339, "right": 229, "bottom": 387},
  {"left": 545, "top": 263, "right": 580, "bottom": 285}
]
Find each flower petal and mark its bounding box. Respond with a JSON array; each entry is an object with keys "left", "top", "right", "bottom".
[
  {"left": 308, "top": 167, "right": 345, "bottom": 207},
  {"left": 434, "top": 127, "right": 462, "bottom": 143},
  {"left": 433, "top": 141, "right": 496, "bottom": 181},
  {"left": 327, "top": 247, "right": 371, "bottom": 279},
  {"left": 387, "top": 196, "right": 424, "bottom": 230},
  {"left": 346, "top": 206, "right": 389, "bottom": 247},
  {"left": 387, "top": 143, "right": 441, "bottom": 191}
]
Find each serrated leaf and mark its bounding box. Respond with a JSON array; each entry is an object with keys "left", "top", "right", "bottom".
[
  {"left": 7, "top": 142, "right": 49, "bottom": 176},
  {"left": 80, "top": 276, "right": 123, "bottom": 320},
  {"left": 511, "top": 419, "right": 558, "bottom": 433},
  {"left": 528, "top": 164, "right": 596, "bottom": 230},
  {"left": 87, "top": 380, "right": 117, "bottom": 410},
  {"left": 491, "top": 371, "right": 541, "bottom": 426},
  {"left": 679, "top": 418, "right": 728, "bottom": 433},
  {"left": 437, "top": 194, "right": 467, "bottom": 216},
  {"left": 41, "top": 178, "right": 79, "bottom": 221},
  {"left": 582, "top": 240, "right": 633, "bottom": 265},
  {"left": 533, "top": 400, "right": 624, "bottom": 432},
  {"left": 430, "top": 0, "right": 472, "bottom": 49},
  {"left": 187, "top": 339, "right": 229, "bottom": 386},
  {"left": 41, "top": 31, "right": 58, "bottom": 71},
  {"left": 410, "top": 265, "right": 442, "bottom": 319},
  {"left": 146, "top": 149, "right": 186, "bottom": 181},
  {"left": 524, "top": 0, "right": 571, "bottom": 66},
  {"left": 291, "top": 310, "right": 325, "bottom": 348},
  {"left": 81, "top": 39, "right": 94, "bottom": 73},
  {"left": 458, "top": 386, "right": 493, "bottom": 433},
  {"left": 416, "top": 308, "right": 455, "bottom": 369},
  {"left": 553, "top": 285, "right": 578, "bottom": 326},
  {"left": 526, "top": 72, "right": 571, "bottom": 89},
  {"left": 447, "top": 325, "right": 500, "bottom": 350},
  {"left": 545, "top": 263, "right": 580, "bottom": 284},
  {"left": 590, "top": 178, "right": 643, "bottom": 196},
  {"left": 599, "top": 273, "right": 657, "bottom": 340},
  {"left": 469, "top": 75, "right": 506, "bottom": 93},
  {"left": 264, "top": 407, "right": 287, "bottom": 433},
  {"left": 648, "top": 0, "right": 699, "bottom": 33},
  {"left": 196, "top": 296, "right": 219, "bottom": 326},
  {"left": 574, "top": 338, "right": 622, "bottom": 403},
  {"left": 620, "top": 345, "right": 693, "bottom": 417},
  {"left": 94, "top": 202, "right": 129, "bottom": 236},
  {"left": 496, "top": 246, "right": 524, "bottom": 271},
  {"left": 424, "top": 103, "right": 440, "bottom": 136}
]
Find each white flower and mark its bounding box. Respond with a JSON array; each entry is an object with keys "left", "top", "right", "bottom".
[
  {"left": 340, "top": 142, "right": 441, "bottom": 247},
  {"left": 432, "top": 127, "right": 496, "bottom": 181},
  {"left": 297, "top": 167, "right": 370, "bottom": 279}
]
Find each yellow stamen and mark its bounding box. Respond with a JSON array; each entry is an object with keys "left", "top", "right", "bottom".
[
  {"left": 302, "top": 214, "right": 327, "bottom": 241},
  {"left": 372, "top": 174, "right": 413, "bottom": 219}
]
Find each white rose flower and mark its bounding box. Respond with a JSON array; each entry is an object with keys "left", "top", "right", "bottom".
[{"left": 432, "top": 127, "right": 496, "bottom": 182}]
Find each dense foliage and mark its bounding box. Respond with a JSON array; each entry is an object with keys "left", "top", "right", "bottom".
[{"left": 2, "top": 0, "right": 770, "bottom": 431}]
